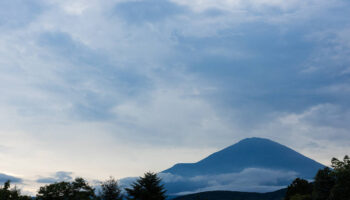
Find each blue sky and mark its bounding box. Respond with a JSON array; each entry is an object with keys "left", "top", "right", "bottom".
[{"left": 0, "top": 0, "right": 350, "bottom": 194}]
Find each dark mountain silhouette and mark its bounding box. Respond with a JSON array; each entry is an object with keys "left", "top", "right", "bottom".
[
  {"left": 163, "top": 137, "right": 324, "bottom": 179},
  {"left": 120, "top": 138, "right": 325, "bottom": 195},
  {"left": 159, "top": 137, "right": 325, "bottom": 195},
  {"left": 172, "top": 188, "right": 287, "bottom": 200}
]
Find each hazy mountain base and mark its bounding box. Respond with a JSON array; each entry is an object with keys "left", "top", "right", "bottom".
[{"left": 172, "top": 188, "right": 287, "bottom": 200}]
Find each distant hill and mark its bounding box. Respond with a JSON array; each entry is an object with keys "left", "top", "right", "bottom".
[{"left": 172, "top": 188, "right": 287, "bottom": 200}]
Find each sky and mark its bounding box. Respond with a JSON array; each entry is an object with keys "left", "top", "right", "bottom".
[{"left": 0, "top": 0, "right": 350, "bottom": 194}]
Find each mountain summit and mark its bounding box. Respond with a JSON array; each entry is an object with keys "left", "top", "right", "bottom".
[{"left": 160, "top": 137, "right": 325, "bottom": 195}]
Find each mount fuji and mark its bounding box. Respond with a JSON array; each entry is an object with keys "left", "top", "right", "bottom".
[{"left": 122, "top": 137, "right": 325, "bottom": 195}]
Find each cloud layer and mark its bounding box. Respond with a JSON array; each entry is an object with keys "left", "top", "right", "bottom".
[
  {"left": 119, "top": 168, "right": 298, "bottom": 195},
  {"left": 0, "top": 0, "right": 349, "bottom": 194}
]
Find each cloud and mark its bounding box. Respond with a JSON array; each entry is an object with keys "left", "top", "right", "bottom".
[
  {"left": 0, "top": 173, "right": 22, "bottom": 184},
  {"left": 114, "top": 0, "right": 186, "bottom": 23},
  {"left": 159, "top": 168, "right": 298, "bottom": 195},
  {"left": 111, "top": 87, "right": 233, "bottom": 146},
  {"left": 37, "top": 171, "right": 73, "bottom": 184},
  {"left": 0, "top": 0, "right": 349, "bottom": 194},
  {"left": 0, "top": 0, "right": 43, "bottom": 29},
  {"left": 120, "top": 168, "right": 298, "bottom": 195},
  {"left": 0, "top": 145, "right": 9, "bottom": 152}
]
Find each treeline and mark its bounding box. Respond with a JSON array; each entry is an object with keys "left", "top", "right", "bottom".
[
  {"left": 0, "top": 172, "right": 166, "bottom": 200},
  {"left": 285, "top": 155, "right": 350, "bottom": 200},
  {"left": 2, "top": 156, "right": 349, "bottom": 200}
]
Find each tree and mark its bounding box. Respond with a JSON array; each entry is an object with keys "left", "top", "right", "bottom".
[
  {"left": 125, "top": 172, "right": 166, "bottom": 200},
  {"left": 284, "top": 155, "right": 350, "bottom": 200},
  {"left": 99, "top": 177, "right": 123, "bottom": 200},
  {"left": 285, "top": 178, "right": 312, "bottom": 200},
  {"left": 289, "top": 194, "right": 312, "bottom": 200},
  {"left": 331, "top": 155, "right": 350, "bottom": 170},
  {"left": 328, "top": 155, "right": 350, "bottom": 200},
  {"left": 71, "top": 177, "right": 96, "bottom": 200},
  {"left": 37, "top": 181, "right": 71, "bottom": 200},
  {"left": 36, "top": 177, "right": 96, "bottom": 200},
  {"left": 312, "top": 167, "right": 335, "bottom": 200},
  {"left": 0, "top": 181, "right": 31, "bottom": 200},
  {"left": 0, "top": 181, "right": 11, "bottom": 200}
]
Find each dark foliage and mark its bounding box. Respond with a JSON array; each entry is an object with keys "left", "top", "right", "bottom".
[
  {"left": 99, "top": 177, "right": 123, "bottom": 200},
  {"left": 312, "top": 167, "right": 335, "bottom": 200},
  {"left": 0, "top": 181, "right": 31, "bottom": 200},
  {"left": 36, "top": 177, "right": 95, "bottom": 200},
  {"left": 126, "top": 172, "right": 166, "bottom": 200},
  {"left": 285, "top": 178, "right": 312, "bottom": 200},
  {"left": 328, "top": 155, "right": 350, "bottom": 200},
  {"left": 284, "top": 155, "right": 350, "bottom": 200}
]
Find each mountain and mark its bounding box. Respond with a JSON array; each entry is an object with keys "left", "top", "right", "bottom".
[
  {"left": 163, "top": 137, "right": 324, "bottom": 178},
  {"left": 158, "top": 137, "right": 325, "bottom": 195},
  {"left": 172, "top": 188, "right": 287, "bottom": 200}
]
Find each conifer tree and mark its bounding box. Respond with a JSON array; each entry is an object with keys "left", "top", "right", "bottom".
[{"left": 125, "top": 172, "right": 166, "bottom": 200}]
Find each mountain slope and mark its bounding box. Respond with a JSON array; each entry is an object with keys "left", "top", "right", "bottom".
[{"left": 163, "top": 137, "right": 324, "bottom": 179}]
